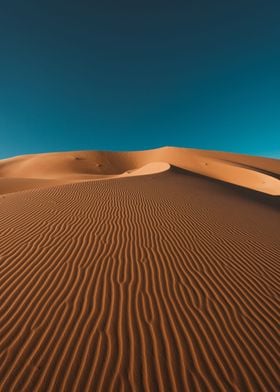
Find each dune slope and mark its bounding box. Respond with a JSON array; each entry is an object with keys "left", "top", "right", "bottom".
[
  {"left": 1, "top": 147, "right": 280, "bottom": 195},
  {"left": 0, "top": 148, "right": 280, "bottom": 391}
]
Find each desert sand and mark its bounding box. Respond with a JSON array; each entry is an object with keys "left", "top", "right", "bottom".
[{"left": 0, "top": 146, "right": 279, "bottom": 391}]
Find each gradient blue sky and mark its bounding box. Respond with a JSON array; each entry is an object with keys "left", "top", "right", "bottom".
[{"left": 0, "top": 0, "right": 279, "bottom": 159}]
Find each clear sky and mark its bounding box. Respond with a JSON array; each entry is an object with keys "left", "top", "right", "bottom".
[{"left": 0, "top": 1, "right": 279, "bottom": 159}]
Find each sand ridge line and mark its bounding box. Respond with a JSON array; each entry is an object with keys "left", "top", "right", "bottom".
[{"left": 1, "top": 147, "right": 279, "bottom": 195}]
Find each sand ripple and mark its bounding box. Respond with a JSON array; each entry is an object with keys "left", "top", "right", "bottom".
[{"left": 0, "top": 166, "right": 279, "bottom": 391}]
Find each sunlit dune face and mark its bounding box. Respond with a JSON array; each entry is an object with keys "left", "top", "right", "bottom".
[{"left": 0, "top": 147, "right": 279, "bottom": 391}]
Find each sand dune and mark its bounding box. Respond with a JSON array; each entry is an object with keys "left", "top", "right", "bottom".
[
  {"left": 0, "top": 147, "right": 279, "bottom": 391},
  {"left": 1, "top": 147, "right": 279, "bottom": 195}
]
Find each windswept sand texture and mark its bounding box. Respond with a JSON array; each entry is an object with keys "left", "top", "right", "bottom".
[{"left": 0, "top": 147, "right": 279, "bottom": 391}]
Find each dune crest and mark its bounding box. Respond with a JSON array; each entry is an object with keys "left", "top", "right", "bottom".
[
  {"left": 0, "top": 147, "right": 279, "bottom": 195},
  {"left": 121, "top": 161, "right": 171, "bottom": 177}
]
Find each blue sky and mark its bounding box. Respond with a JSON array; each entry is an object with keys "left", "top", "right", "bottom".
[{"left": 0, "top": 0, "right": 279, "bottom": 159}]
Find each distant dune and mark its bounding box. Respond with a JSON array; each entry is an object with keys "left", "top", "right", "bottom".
[
  {"left": 1, "top": 147, "right": 280, "bottom": 195},
  {"left": 0, "top": 147, "right": 279, "bottom": 391}
]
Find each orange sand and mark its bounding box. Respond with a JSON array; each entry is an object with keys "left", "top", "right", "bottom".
[{"left": 0, "top": 147, "right": 279, "bottom": 391}]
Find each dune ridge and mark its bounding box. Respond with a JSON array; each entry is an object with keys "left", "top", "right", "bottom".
[
  {"left": 0, "top": 147, "right": 279, "bottom": 391},
  {"left": 1, "top": 147, "right": 280, "bottom": 195}
]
